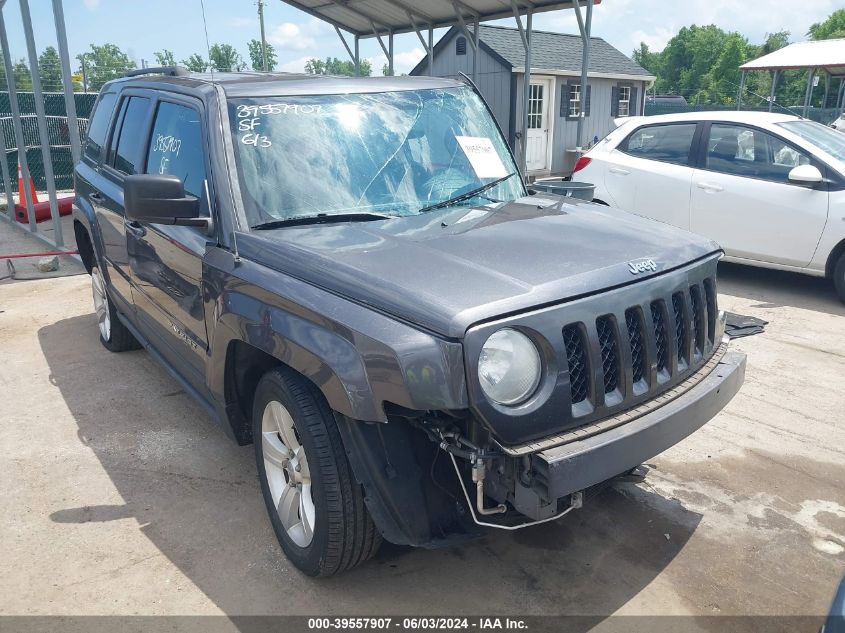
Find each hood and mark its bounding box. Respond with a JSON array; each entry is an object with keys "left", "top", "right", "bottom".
[{"left": 237, "top": 197, "right": 721, "bottom": 338}]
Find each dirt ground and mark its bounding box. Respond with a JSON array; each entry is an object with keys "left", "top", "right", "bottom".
[{"left": 1, "top": 261, "right": 843, "bottom": 631}]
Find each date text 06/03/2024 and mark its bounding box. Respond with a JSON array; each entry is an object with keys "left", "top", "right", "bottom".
[{"left": 306, "top": 617, "right": 529, "bottom": 630}]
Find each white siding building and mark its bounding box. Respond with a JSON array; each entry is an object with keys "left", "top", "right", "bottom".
[{"left": 411, "top": 25, "right": 655, "bottom": 176}]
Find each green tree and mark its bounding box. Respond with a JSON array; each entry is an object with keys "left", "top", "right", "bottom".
[
  {"left": 304, "top": 56, "right": 372, "bottom": 76},
  {"left": 808, "top": 9, "right": 845, "bottom": 40},
  {"left": 76, "top": 43, "right": 135, "bottom": 91},
  {"left": 208, "top": 43, "right": 244, "bottom": 72},
  {"left": 701, "top": 33, "right": 748, "bottom": 104},
  {"left": 38, "top": 46, "right": 62, "bottom": 92},
  {"left": 632, "top": 42, "right": 660, "bottom": 75},
  {"left": 247, "top": 39, "right": 277, "bottom": 71},
  {"left": 13, "top": 59, "right": 32, "bottom": 91},
  {"left": 153, "top": 49, "right": 176, "bottom": 67},
  {"left": 181, "top": 54, "right": 208, "bottom": 72}
]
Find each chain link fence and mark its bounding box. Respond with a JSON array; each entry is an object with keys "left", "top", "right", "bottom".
[
  {"left": 0, "top": 91, "right": 96, "bottom": 197},
  {"left": 644, "top": 102, "right": 842, "bottom": 126}
]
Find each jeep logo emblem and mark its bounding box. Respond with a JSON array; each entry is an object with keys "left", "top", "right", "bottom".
[{"left": 628, "top": 259, "right": 657, "bottom": 275}]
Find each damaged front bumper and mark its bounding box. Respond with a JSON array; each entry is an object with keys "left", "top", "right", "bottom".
[{"left": 479, "top": 344, "right": 746, "bottom": 524}]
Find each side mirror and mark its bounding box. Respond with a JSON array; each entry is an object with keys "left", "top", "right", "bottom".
[
  {"left": 788, "top": 164, "right": 823, "bottom": 186},
  {"left": 124, "top": 174, "right": 204, "bottom": 226}
]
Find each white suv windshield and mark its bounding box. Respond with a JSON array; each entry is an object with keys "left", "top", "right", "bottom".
[
  {"left": 777, "top": 120, "right": 845, "bottom": 162},
  {"left": 228, "top": 87, "right": 524, "bottom": 228}
]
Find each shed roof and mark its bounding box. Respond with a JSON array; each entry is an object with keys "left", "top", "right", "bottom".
[
  {"left": 411, "top": 24, "right": 654, "bottom": 79},
  {"left": 479, "top": 24, "right": 652, "bottom": 76},
  {"left": 278, "top": 0, "right": 600, "bottom": 39},
  {"left": 740, "top": 38, "right": 845, "bottom": 76}
]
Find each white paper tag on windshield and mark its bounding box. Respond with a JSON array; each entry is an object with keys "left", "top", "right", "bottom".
[{"left": 455, "top": 136, "right": 508, "bottom": 179}]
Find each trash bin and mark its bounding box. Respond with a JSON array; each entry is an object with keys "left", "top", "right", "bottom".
[{"left": 530, "top": 179, "right": 595, "bottom": 201}]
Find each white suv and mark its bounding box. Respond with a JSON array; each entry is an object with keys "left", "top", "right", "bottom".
[{"left": 575, "top": 111, "right": 845, "bottom": 302}]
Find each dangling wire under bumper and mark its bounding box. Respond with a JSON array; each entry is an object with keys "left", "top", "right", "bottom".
[{"left": 447, "top": 451, "right": 583, "bottom": 531}]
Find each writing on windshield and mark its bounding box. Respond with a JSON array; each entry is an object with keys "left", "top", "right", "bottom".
[{"left": 227, "top": 87, "right": 524, "bottom": 228}]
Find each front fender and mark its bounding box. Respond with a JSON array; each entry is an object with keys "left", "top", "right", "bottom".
[{"left": 204, "top": 248, "right": 469, "bottom": 423}]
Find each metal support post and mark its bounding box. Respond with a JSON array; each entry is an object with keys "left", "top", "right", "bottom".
[
  {"left": 52, "top": 0, "right": 81, "bottom": 165},
  {"left": 258, "top": 0, "right": 268, "bottom": 71},
  {"left": 737, "top": 70, "right": 746, "bottom": 110},
  {"left": 837, "top": 77, "right": 845, "bottom": 113},
  {"left": 354, "top": 35, "right": 360, "bottom": 76},
  {"left": 768, "top": 70, "right": 778, "bottom": 112},
  {"left": 472, "top": 19, "right": 479, "bottom": 82},
  {"left": 388, "top": 31, "right": 394, "bottom": 76},
  {"left": 573, "top": 0, "right": 591, "bottom": 155},
  {"left": 0, "top": 9, "right": 36, "bottom": 232},
  {"left": 803, "top": 68, "right": 815, "bottom": 118},
  {"left": 520, "top": 9, "right": 533, "bottom": 176},
  {"left": 20, "top": 0, "right": 63, "bottom": 246},
  {"left": 428, "top": 27, "right": 433, "bottom": 75},
  {"left": 824, "top": 72, "right": 830, "bottom": 108}
]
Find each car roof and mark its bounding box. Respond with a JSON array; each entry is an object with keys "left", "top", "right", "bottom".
[
  {"left": 105, "top": 71, "right": 463, "bottom": 97},
  {"left": 632, "top": 111, "right": 800, "bottom": 125}
]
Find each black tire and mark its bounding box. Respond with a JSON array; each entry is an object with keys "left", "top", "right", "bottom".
[
  {"left": 90, "top": 261, "right": 141, "bottom": 353},
  {"left": 253, "top": 366, "right": 381, "bottom": 576},
  {"left": 835, "top": 252, "right": 845, "bottom": 305}
]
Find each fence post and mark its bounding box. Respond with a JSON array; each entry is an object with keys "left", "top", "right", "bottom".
[
  {"left": 20, "top": 0, "right": 63, "bottom": 246},
  {"left": 52, "top": 0, "right": 82, "bottom": 166},
  {"left": 0, "top": 9, "right": 37, "bottom": 232}
]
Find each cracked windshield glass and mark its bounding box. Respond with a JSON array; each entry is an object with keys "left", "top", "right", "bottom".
[{"left": 228, "top": 86, "right": 525, "bottom": 227}]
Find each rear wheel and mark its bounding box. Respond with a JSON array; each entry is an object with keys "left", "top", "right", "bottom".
[
  {"left": 90, "top": 262, "right": 140, "bottom": 352},
  {"left": 253, "top": 366, "right": 381, "bottom": 576},
  {"left": 834, "top": 252, "right": 845, "bottom": 304}
]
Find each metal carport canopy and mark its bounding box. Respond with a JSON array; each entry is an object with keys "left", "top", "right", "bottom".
[
  {"left": 276, "top": 0, "right": 601, "bottom": 175},
  {"left": 738, "top": 38, "right": 845, "bottom": 117},
  {"left": 740, "top": 38, "right": 845, "bottom": 75},
  {"left": 280, "top": 0, "right": 599, "bottom": 38}
]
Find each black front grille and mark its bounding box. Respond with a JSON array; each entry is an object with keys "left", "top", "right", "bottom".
[
  {"left": 651, "top": 300, "right": 669, "bottom": 374},
  {"left": 703, "top": 277, "right": 717, "bottom": 344},
  {"left": 690, "top": 284, "right": 705, "bottom": 355},
  {"left": 554, "top": 274, "right": 718, "bottom": 419},
  {"left": 596, "top": 316, "right": 620, "bottom": 394},
  {"left": 563, "top": 324, "right": 589, "bottom": 404},
  {"left": 625, "top": 308, "right": 647, "bottom": 385},
  {"left": 672, "top": 292, "right": 688, "bottom": 365}
]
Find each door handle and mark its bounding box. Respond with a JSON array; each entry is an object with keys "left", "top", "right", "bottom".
[
  {"left": 696, "top": 182, "right": 724, "bottom": 193},
  {"left": 125, "top": 221, "right": 146, "bottom": 238},
  {"left": 609, "top": 167, "right": 630, "bottom": 175},
  {"left": 88, "top": 192, "right": 104, "bottom": 202}
]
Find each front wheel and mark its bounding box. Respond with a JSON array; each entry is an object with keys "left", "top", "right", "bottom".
[
  {"left": 834, "top": 252, "right": 845, "bottom": 305},
  {"left": 90, "top": 262, "right": 140, "bottom": 352},
  {"left": 253, "top": 366, "right": 381, "bottom": 576}
]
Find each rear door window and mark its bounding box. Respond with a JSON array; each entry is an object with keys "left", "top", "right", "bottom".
[
  {"left": 83, "top": 92, "right": 117, "bottom": 163},
  {"left": 705, "top": 124, "right": 811, "bottom": 183},
  {"left": 621, "top": 123, "right": 697, "bottom": 166},
  {"left": 110, "top": 96, "right": 151, "bottom": 175},
  {"left": 145, "top": 101, "right": 206, "bottom": 198}
]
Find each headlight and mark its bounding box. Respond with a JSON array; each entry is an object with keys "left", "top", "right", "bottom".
[{"left": 478, "top": 328, "right": 542, "bottom": 405}]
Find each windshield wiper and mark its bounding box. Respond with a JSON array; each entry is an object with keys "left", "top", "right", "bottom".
[
  {"left": 418, "top": 172, "right": 517, "bottom": 214},
  {"left": 252, "top": 212, "right": 395, "bottom": 230}
]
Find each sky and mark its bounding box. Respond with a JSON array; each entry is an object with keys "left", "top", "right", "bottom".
[{"left": 1, "top": 0, "right": 841, "bottom": 76}]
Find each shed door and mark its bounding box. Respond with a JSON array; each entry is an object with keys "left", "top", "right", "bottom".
[{"left": 526, "top": 78, "right": 552, "bottom": 172}]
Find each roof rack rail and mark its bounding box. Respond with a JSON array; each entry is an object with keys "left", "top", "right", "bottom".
[{"left": 124, "top": 65, "right": 190, "bottom": 78}]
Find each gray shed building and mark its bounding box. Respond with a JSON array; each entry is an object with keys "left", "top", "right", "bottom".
[{"left": 411, "top": 25, "right": 655, "bottom": 176}]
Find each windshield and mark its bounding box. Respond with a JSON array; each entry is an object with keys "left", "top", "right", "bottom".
[
  {"left": 228, "top": 87, "right": 525, "bottom": 228},
  {"left": 777, "top": 120, "right": 845, "bottom": 163}
]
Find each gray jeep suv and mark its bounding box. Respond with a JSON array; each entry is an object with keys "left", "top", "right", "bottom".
[{"left": 72, "top": 67, "right": 746, "bottom": 576}]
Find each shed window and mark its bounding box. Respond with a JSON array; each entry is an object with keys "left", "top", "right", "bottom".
[
  {"left": 456, "top": 36, "right": 467, "bottom": 55},
  {"left": 612, "top": 83, "right": 638, "bottom": 118},
  {"left": 569, "top": 83, "right": 581, "bottom": 117},
  {"left": 618, "top": 86, "right": 631, "bottom": 117},
  {"left": 562, "top": 81, "right": 590, "bottom": 119}
]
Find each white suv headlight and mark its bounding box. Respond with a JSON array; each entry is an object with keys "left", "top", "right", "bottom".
[{"left": 478, "top": 328, "right": 542, "bottom": 406}]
